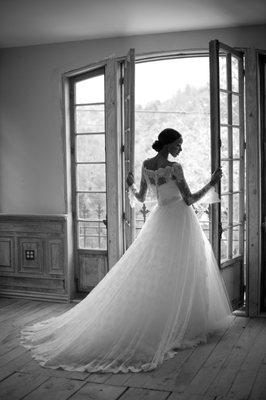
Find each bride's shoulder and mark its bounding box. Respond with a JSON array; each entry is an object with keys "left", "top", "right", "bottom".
[
  {"left": 171, "top": 162, "right": 184, "bottom": 178},
  {"left": 171, "top": 161, "right": 182, "bottom": 170},
  {"left": 143, "top": 158, "right": 155, "bottom": 168}
]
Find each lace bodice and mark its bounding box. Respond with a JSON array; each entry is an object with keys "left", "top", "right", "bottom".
[
  {"left": 128, "top": 162, "right": 220, "bottom": 209},
  {"left": 143, "top": 164, "right": 183, "bottom": 206}
]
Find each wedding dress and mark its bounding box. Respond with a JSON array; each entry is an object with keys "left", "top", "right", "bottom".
[{"left": 20, "top": 163, "right": 233, "bottom": 373}]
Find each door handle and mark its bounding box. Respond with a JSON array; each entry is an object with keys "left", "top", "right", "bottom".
[{"left": 103, "top": 215, "right": 108, "bottom": 228}]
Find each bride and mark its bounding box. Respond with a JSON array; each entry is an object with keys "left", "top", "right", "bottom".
[{"left": 20, "top": 128, "right": 232, "bottom": 374}]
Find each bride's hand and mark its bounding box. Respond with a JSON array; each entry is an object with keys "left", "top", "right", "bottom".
[
  {"left": 126, "top": 171, "right": 135, "bottom": 187},
  {"left": 210, "top": 167, "right": 223, "bottom": 186}
]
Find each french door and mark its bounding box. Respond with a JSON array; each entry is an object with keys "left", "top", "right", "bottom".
[
  {"left": 121, "top": 49, "right": 136, "bottom": 250},
  {"left": 209, "top": 40, "right": 246, "bottom": 310},
  {"left": 260, "top": 54, "right": 266, "bottom": 311},
  {"left": 123, "top": 43, "right": 247, "bottom": 310},
  {"left": 69, "top": 58, "right": 124, "bottom": 295}
]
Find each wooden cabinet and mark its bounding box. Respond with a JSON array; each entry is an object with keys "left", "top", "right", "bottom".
[{"left": 0, "top": 215, "right": 70, "bottom": 301}]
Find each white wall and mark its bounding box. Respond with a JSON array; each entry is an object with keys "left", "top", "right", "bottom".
[{"left": 0, "top": 24, "right": 266, "bottom": 214}]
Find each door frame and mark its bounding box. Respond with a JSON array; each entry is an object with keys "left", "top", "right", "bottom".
[{"left": 245, "top": 48, "right": 262, "bottom": 316}]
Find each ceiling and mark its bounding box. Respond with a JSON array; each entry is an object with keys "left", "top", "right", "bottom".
[{"left": 1, "top": 0, "right": 266, "bottom": 48}]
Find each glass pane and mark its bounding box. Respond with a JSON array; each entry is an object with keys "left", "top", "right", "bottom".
[
  {"left": 221, "top": 160, "right": 229, "bottom": 193},
  {"left": 221, "top": 127, "right": 228, "bottom": 158},
  {"left": 221, "top": 228, "right": 229, "bottom": 261},
  {"left": 232, "top": 94, "right": 239, "bottom": 125},
  {"left": 77, "top": 193, "right": 106, "bottom": 220},
  {"left": 78, "top": 221, "right": 107, "bottom": 250},
  {"left": 233, "top": 128, "right": 240, "bottom": 158},
  {"left": 76, "top": 134, "right": 105, "bottom": 162},
  {"left": 233, "top": 160, "right": 240, "bottom": 191},
  {"left": 75, "top": 75, "right": 104, "bottom": 104},
  {"left": 232, "top": 57, "right": 239, "bottom": 93},
  {"left": 233, "top": 193, "right": 240, "bottom": 223},
  {"left": 219, "top": 56, "right": 227, "bottom": 90},
  {"left": 233, "top": 226, "right": 240, "bottom": 257},
  {"left": 220, "top": 92, "right": 228, "bottom": 124},
  {"left": 76, "top": 105, "right": 105, "bottom": 133},
  {"left": 221, "top": 195, "right": 229, "bottom": 225},
  {"left": 76, "top": 164, "right": 106, "bottom": 191}
]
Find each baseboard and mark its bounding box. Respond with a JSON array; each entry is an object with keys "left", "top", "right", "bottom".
[{"left": 0, "top": 289, "right": 69, "bottom": 303}]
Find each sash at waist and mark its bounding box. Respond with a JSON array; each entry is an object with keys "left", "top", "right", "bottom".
[{"left": 158, "top": 196, "right": 183, "bottom": 206}]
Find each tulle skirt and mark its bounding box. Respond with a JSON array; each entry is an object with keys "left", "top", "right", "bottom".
[{"left": 20, "top": 198, "right": 233, "bottom": 373}]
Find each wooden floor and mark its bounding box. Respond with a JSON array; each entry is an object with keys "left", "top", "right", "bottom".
[{"left": 1, "top": 299, "right": 266, "bottom": 400}]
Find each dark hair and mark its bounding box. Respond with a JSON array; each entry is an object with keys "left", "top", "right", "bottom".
[{"left": 152, "top": 128, "right": 182, "bottom": 152}]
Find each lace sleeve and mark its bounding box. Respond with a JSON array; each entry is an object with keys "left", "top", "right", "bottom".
[
  {"left": 127, "top": 163, "right": 147, "bottom": 209},
  {"left": 199, "top": 185, "right": 220, "bottom": 205},
  {"left": 172, "top": 162, "right": 220, "bottom": 208},
  {"left": 128, "top": 184, "right": 138, "bottom": 208}
]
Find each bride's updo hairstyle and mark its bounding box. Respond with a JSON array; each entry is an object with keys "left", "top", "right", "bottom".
[{"left": 152, "top": 128, "right": 182, "bottom": 152}]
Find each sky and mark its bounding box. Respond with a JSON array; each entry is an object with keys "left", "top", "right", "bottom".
[{"left": 135, "top": 57, "right": 209, "bottom": 105}]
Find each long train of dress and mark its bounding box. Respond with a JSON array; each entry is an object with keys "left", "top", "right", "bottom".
[{"left": 20, "top": 164, "right": 233, "bottom": 373}]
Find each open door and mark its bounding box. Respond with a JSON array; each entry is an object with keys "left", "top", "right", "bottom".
[
  {"left": 122, "top": 49, "right": 135, "bottom": 250},
  {"left": 209, "top": 40, "right": 246, "bottom": 310}
]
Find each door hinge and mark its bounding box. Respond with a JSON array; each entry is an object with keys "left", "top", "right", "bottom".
[
  {"left": 122, "top": 212, "right": 130, "bottom": 227},
  {"left": 243, "top": 212, "right": 247, "bottom": 222},
  {"left": 120, "top": 76, "right": 124, "bottom": 85},
  {"left": 121, "top": 144, "right": 125, "bottom": 153},
  {"left": 243, "top": 142, "right": 247, "bottom": 150}
]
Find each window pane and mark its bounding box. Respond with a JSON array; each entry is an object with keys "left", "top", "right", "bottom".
[
  {"left": 221, "top": 127, "right": 228, "bottom": 158},
  {"left": 219, "top": 56, "right": 227, "bottom": 90},
  {"left": 78, "top": 221, "right": 107, "bottom": 250},
  {"left": 220, "top": 92, "right": 228, "bottom": 124},
  {"left": 76, "top": 134, "right": 105, "bottom": 162},
  {"left": 233, "top": 226, "right": 240, "bottom": 257},
  {"left": 75, "top": 75, "right": 104, "bottom": 104},
  {"left": 77, "top": 193, "right": 106, "bottom": 220},
  {"left": 221, "top": 160, "right": 229, "bottom": 192},
  {"left": 221, "top": 195, "right": 229, "bottom": 225},
  {"left": 233, "top": 128, "right": 240, "bottom": 158},
  {"left": 76, "top": 105, "right": 105, "bottom": 133},
  {"left": 76, "top": 164, "right": 106, "bottom": 191},
  {"left": 232, "top": 94, "right": 239, "bottom": 125},
  {"left": 233, "top": 160, "right": 240, "bottom": 191},
  {"left": 232, "top": 57, "right": 239, "bottom": 93},
  {"left": 221, "top": 228, "right": 229, "bottom": 261},
  {"left": 233, "top": 193, "right": 240, "bottom": 223}
]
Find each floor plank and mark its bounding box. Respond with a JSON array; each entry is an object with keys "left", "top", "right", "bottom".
[
  {"left": 22, "top": 377, "right": 85, "bottom": 400},
  {"left": 118, "top": 387, "right": 170, "bottom": 400},
  {"left": 248, "top": 363, "right": 266, "bottom": 400},
  {"left": 68, "top": 382, "right": 127, "bottom": 400},
  {"left": 222, "top": 321, "right": 266, "bottom": 400},
  {"left": 0, "top": 372, "right": 48, "bottom": 400}
]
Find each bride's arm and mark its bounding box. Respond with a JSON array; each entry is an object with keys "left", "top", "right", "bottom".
[
  {"left": 126, "top": 164, "right": 148, "bottom": 203},
  {"left": 173, "top": 163, "right": 221, "bottom": 206}
]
